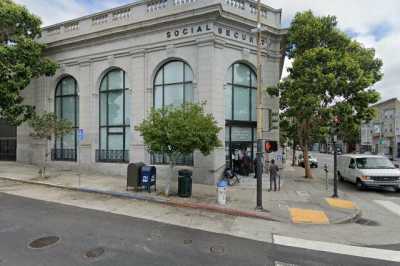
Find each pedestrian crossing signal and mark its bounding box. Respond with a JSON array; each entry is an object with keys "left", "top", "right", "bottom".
[{"left": 265, "top": 141, "right": 278, "bottom": 153}]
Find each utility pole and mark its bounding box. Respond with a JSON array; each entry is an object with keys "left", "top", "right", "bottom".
[
  {"left": 332, "top": 135, "right": 338, "bottom": 198},
  {"left": 332, "top": 117, "right": 339, "bottom": 198},
  {"left": 255, "top": 0, "right": 264, "bottom": 210}
]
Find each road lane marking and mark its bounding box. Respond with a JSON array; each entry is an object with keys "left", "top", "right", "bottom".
[
  {"left": 326, "top": 198, "right": 357, "bottom": 209},
  {"left": 273, "top": 235, "right": 400, "bottom": 263},
  {"left": 374, "top": 200, "right": 400, "bottom": 216},
  {"left": 289, "top": 208, "right": 329, "bottom": 224},
  {"left": 274, "top": 261, "right": 299, "bottom": 266}
]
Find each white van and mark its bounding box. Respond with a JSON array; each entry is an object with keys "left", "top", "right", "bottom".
[{"left": 338, "top": 154, "right": 400, "bottom": 191}]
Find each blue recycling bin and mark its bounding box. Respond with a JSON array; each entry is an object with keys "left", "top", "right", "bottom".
[{"left": 140, "top": 166, "right": 156, "bottom": 193}]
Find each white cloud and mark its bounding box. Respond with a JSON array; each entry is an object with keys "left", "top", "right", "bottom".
[
  {"left": 14, "top": 0, "right": 88, "bottom": 25},
  {"left": 266, "top": 0, "right": 400, "bottom": 101},
  {"left": 14, "top": 0, "right": 129, "bottom": 26}
]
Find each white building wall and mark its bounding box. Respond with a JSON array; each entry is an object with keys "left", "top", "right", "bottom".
[{"left": 16, "top": 1, "right": 286, "bottom": 184}]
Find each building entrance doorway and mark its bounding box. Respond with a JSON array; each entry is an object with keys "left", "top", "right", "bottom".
[
  {"left": 0, "top": 120, "right": 16, "bottom": 161},
  {"left": 224, "top": 62, "right": 257, "bottom": 176},
  {"left": 225, "top": 125, "right": 256, "bottom": 176},
  {"left": 229, "top": 142, "right": 255, "bottom": 176}
]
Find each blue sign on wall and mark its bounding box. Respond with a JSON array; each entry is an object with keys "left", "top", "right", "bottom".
[{"left": 78, "top": 129, "right": 85, "bottom": 141}]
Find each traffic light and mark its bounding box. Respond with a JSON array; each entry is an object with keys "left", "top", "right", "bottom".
[{"left": 265, "top": 141, "right": 278, "bottom": 153}]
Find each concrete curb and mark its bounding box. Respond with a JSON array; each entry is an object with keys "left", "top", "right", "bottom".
[
  {"left": 331, "top": 207, "right": 363, "bottom": 224},
  {"left": 0, "top": 176, "right": 278, "bottom": 222}
]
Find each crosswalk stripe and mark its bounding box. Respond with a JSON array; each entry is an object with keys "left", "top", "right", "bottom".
[
  {"left": 273, "top": 235, "right": 400, "bottom": 263},
  {"left": 374, "top": 200, "right": 400, "bottom": 216},
  {"left": 275, "top": 261, "right": 298, "bottom": 266}
]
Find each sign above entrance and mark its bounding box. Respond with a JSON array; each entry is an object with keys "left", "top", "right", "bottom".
[{"left": 166, "top": 23, "right": 272, "bottom": 49}]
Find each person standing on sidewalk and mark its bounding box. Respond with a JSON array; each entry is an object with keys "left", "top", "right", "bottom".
[{"left": 269, "top": 159, "right": 279, "bottom": 192}]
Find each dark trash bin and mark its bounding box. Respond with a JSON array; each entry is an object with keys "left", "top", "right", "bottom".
[
  {"left": 127, "top": 162, "right": 145, "bottom": 191},
  {"left": 178, "top": 169, "right": 192, "bottom": 197},
  {"left": 140, "top": 166, "right": 156, "bottom": 193}
]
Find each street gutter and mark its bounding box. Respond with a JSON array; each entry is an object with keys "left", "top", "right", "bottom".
[{"left": 0, "top": 176, "right": 279, "bottom": 222}]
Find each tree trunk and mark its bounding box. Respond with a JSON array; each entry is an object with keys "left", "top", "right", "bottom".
[
  {"left": 292, "top": 140, "right": 296, "bottom": 167},
  {"left": 40, "top": 141, "right": 50, "bottom": 178},
  {"left": 165, "top": 154, "right": 177, "bottom": 197},
  {"left": 303, "top": 142, "right": 312, "bottom": 178}
]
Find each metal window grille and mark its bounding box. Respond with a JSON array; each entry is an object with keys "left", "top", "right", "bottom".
[
  {"left": 96, "top": 149, "right": 129, "bottom": 163},
  {"left": 151, "top": 152, "right": 193, "bottom": 166}
]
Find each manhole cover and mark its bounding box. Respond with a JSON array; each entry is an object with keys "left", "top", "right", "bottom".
[
  {"left": 210, "top": 246, "right": 224, "bottom": 255},
  {"left": 29, "top": 236, "right": 60, "bottom": 249},
  {"left": 355, "top": 218, "right": 379, "bottom": 226},
  {"left": 85, "top": 247, "right": 105, "bottom": 259},
  {"left": 183, "top": 239, "right": 192, "bottom": 245}
]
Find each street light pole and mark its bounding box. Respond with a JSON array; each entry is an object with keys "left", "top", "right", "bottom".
[
  {"left": 332, "top": 135, "right": 338, "bottom": 198},
  {"left": 255, "top": 0, "right": 264, "bottom": 210}
]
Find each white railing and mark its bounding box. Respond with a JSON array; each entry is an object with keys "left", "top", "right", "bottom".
[
  {"left": 112, "top": 8, "right": 132, "bottom": 21},
  {"left": 174, "top": 0, "right": 197, "bottom": 6},
  {"left": 64, "top": 22, "right": 79, "bottom": 32},
  {"left": 225, "top": 0, "right": 245, "bottom": 10},
  {"left": 249, "top": 4, "right": 267, "bottom": 17},
  {"left": 92, "top": 14, "right": 108, "bottom": 25},
  {"left": 47, "top": 26, "right": 61, "bottom": 35},
  {"left": 147, "top": 0, "right": 168, "bottom": 12},
  {"left": 42, "top": 0, "right": 279, "bottom": 41}
]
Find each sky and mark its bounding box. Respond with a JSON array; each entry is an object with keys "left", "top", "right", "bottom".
[{"left": 14, "top": 0, "right": 400, "bottom": 102}]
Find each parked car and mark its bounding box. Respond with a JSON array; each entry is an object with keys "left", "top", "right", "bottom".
[
  {"left": 337, "top": 154, "right": 400, "bottom": 191},
  {"left": 331, "top": 147, "right": 342, "bottom": 155},
  {"left": 297, "top": 153, "right": 318, "bottom": 168}
]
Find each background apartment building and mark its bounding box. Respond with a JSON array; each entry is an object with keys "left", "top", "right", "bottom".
[{"left": 361, "top": 98, "right": 400, "bottom": 162}]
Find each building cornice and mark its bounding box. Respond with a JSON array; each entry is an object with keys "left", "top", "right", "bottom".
[{"left": 41, "top": 0, "right": 284, "bottom": 49}]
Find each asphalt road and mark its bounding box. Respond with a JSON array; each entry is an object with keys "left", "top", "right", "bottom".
[{"left": 0, "top": 193, "right": 396, "bottom": 266}]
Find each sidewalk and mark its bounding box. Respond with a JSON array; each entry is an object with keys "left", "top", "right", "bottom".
[{"left": 0, "top": 161, "right": 360, "bottom": 224}]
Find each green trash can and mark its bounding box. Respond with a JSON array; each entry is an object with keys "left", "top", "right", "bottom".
[{"left": 178, "top": 169, "right": 192, "bottom": 197}]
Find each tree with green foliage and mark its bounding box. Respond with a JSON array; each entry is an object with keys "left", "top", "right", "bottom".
[
  {"left": 279, "top": 117, "right": 298, "bottom": 166},
  {"left": 135, "top": 103, "right": 222, "bottom": 196},
  {"left": 268, "top": 11, "right": 382, "bottom": 178},
  {"left": 0, "top": 0, "right": 58, "bottom": 125},
  {"left": 29, "top": 113, "right": 73, "bottom": 178}
]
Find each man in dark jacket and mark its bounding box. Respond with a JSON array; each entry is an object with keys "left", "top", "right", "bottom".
[{"left": 269, "top": 159, "right": 279, "bottom": 191}]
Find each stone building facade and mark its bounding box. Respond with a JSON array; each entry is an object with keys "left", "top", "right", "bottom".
[{"left": 16, "top": 0, "right": 286, "bottom": 184}]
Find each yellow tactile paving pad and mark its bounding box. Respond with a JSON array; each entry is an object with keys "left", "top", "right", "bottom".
[
  {"left": 325, "top": 198, "right": 356, "bottom": 209},
  {"left": 289, "top": 208, "right": 329, "bottom": 224}
]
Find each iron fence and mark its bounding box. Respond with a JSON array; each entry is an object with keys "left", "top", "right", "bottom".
[
  {"left": 51, "top": 149, "right": 77, "bottom": 161},
  {"left": 151, "top": 152, "right": 193, "bottom": 166},
  {"left": 0, "top": 139, "right": 16, "bottom": 161},
  {"left": 96, "top": 149, "right": 129, "bottom": 163}
]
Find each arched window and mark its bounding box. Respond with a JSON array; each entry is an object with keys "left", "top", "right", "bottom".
[
  {"left": 97, "top": 69, "right": 130, "bottom": 163},
  {"left": 225, "top": 63, "right": 257, "bottom": 121},
  {"left": 153, "top": 60, "right": 193, "bottom": 108},
  {"left": 224, "top": 63, "right": 257, "bottom": 174},
  {"left": 152, "top": 60, "right": 194, "bottom": 165},
  {"left": 53, "top": 76, "right": 79, "bottom": 161}
]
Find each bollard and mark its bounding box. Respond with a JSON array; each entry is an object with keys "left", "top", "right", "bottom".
[{"left": 217, "top": 180, "right": 228, "bottom": 205}]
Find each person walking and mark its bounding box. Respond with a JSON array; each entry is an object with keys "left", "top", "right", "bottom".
[{"left": 268, "top": 159, "right": 279, "bottom": 192}]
